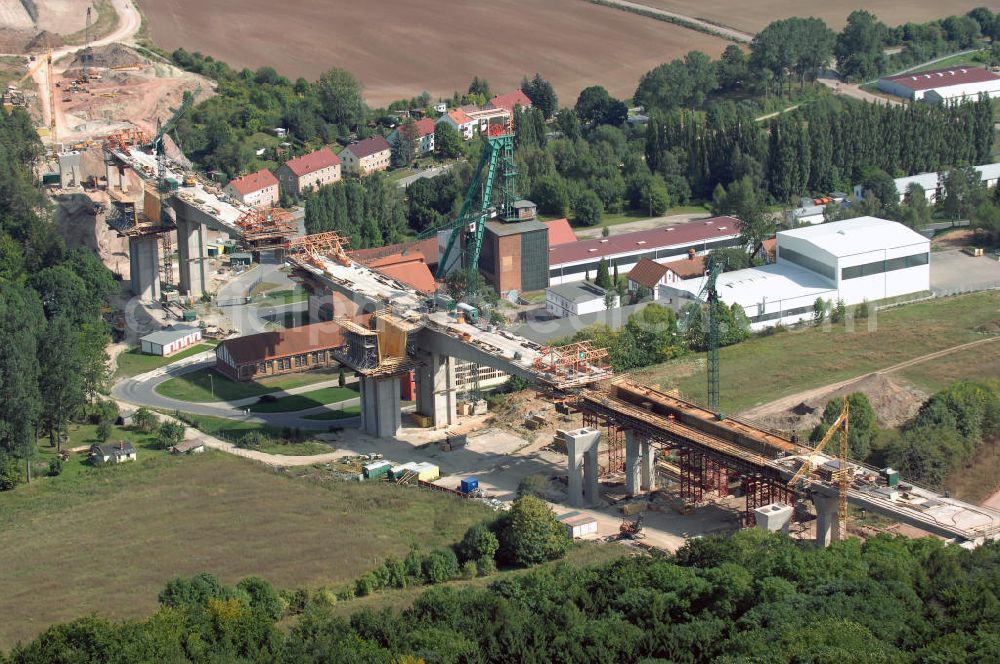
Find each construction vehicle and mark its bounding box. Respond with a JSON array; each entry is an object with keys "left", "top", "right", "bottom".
[
  {"left": 787, "top": 397, "right": 850, "bottom": 541},
  {"left": 183, "top": 173, "right": 196, "bottom": 187},
  {"left": 680, "top": 253, "right": 724, "bottom": 414},
  {"left": 619, "top": 513, "right": 645, "bottom": 540}
]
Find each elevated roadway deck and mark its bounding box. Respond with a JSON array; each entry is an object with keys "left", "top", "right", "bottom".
[{"left": 582, "top": 380, "right": 1000, "bottom": 545}]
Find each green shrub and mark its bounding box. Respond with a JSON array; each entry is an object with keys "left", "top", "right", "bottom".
[
  {"left": 497, "top": 495, "right": 570, "bottom": 567},
  {"left": 355, "top": 572, "right": 378, "bottom": 597},
  {"left": 132, "top": 407, "right": 159, "bottom": 434},
  {"left": 238, "top": 430, "right": 269, "bottom": 450},
  {"left": 460, "top": 561, "right": 477, "bottom": 579},
  {"left": 96, "top": 421, "right": 112, "bottom": 443},
  {"left": 0, "top": 454, "right": 21, "bottom": 491},
  {"left": 457, "top": 523, "right": 499, "bottom": 564},
  {"left": 422, "top": 549, "right": 460, "bottom": 584},
  {"left": 48, "top": 458, "right": 63, "bottom": 477},
  {"left": 476, "top": 556, "right": 497, "bottom": 577},
  {"left": 157, "top": 421, "right": 186, "bottom": 449}
]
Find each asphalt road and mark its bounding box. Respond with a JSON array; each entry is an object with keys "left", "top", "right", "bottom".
[{"left": 111, "top": 356, "right": 358, "bottom": 429}]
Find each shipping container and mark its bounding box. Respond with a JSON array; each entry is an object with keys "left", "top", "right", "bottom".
[
  {"left": 363, "top": 460, "right": 391, "bottom": 479},
  {"left": 460, "top": 477, "right": 479, "bottom": 494},
  {"left": 413, "top": 462, "right": 440, "bottom": 482}
]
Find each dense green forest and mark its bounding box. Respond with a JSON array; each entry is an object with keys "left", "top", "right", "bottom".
[
  {"left": 0, "top": 108, "right": 118, "bottom": 489},
  {"left": 6, "top": 529, "right": 998, "bottom": 662}
]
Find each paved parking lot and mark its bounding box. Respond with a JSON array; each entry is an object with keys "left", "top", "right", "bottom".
[{"left": 931, "top": 249, "right": 1000, "bottom": 295}]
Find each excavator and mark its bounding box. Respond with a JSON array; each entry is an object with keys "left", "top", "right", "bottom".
[{"left": 619, "top": 513, "right": 645, "bottom": 540}]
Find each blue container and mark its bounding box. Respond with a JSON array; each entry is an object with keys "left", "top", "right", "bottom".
[{"left": 460, "top": 477, "right": 479, "bottom": 494}]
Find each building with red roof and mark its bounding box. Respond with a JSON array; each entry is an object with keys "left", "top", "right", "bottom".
[
  {"left": 436, "top": 108, "right": 477, "bottom": 140},
  {"left": 223, "top": 169, "right": 279, "bottom": 208},
  {"left": 275, "top": 147, "right": 341, "bottom": 198},
  {"left": 544, "top": 218, "right": 577, "bottom": 246},
  {"left": 626, "top": 251, "right": 706, "bottom": 300},
  {"left": 389, "top": 118, "right": 437, "bottom": 155},
  {"left": 547, "top": 216, "right": 743, "bottom": 285},
  {"left": 487, "top": 90, "right": 533, "bottom": 114},
  {"left": 877, "top": 66, "right": 1000, "bottom": 103},
  {"left": 214, "top": 321, "right": 354, "bottom": 381}
]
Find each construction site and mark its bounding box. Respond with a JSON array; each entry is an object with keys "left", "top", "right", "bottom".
[{"left": 11, "top": 6, "right": 996, "bottom": 554}]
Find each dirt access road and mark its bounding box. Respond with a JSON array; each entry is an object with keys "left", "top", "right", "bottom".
[
  {"left": 739, "top": 335, "right": 1000, "bottom": 425},
  {"left": 21, "top": 0, "right": 142, "bottom": 143}
]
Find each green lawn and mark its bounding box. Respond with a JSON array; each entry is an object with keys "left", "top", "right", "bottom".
[
  {"left": 170, "top": 413, "right": 326, "bottom": 441},
  {"left": 156, "top": 368, "right": 340, "bottom": 403},
  {"left": 907, "top": 51, "right": 986, "bottom": 74},
  {"left": 303, "top": 405, "right": 362, "bottom": 421},
  {"left": 255, "top": 440, "right": 336, "bottom": 456},
  {"left": 114, "top": 343, "right": 214, "bottom": 379},
  {"left": 639, "top": 291, "right": 1000, "bottom": 414},
  {"left": 254, "top": 287, "right": 308, "bottom": 306},
  {"left": 0, "top": 451, "right": 495, "bottom": 649},
  {"left": 249, "top": 385, "right": 358, "bottom": 413}
]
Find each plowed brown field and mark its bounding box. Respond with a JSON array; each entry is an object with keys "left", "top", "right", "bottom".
[
  {"left": 137, "top": 0, "right": 730, "bottom": 106},
  {"left": 632, "top": 0, "right": 997, "bottom": 34}
]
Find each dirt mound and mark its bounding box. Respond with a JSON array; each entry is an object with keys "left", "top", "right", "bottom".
[
  {"left": 745, "top": 373, "right": 927, "bottom": 433},
  {"left": 70, "top": 43, "right": 147, "bottom": 70},
  {"left": 25, "top": 30, "right": 63, "bottom": 52},
  {"left": 975, "top": 319, "right": 1000, "bottom": 334}
]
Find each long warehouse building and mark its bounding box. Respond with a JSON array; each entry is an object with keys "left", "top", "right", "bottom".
[
  {"left": 547, "top": 216, "right": 743, "bottom": 286},
  {"left": 665, "top": 217, "right": 930, "bottom": 330}
]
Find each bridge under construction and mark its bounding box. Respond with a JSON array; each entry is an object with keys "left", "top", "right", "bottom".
[{"left": 570, "top": 379, "right": 1000, "bottom": 547}]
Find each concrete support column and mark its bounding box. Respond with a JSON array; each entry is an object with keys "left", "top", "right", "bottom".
[
  {"left": 625, "top": 430, "right": 641, "bottom": 497},
  {"left": 358, "top": 375, "right": 402, "bottom": 438},
  {"left": 813, "top": 492, "right": 839, "bottom": 547},
  {"left": 176, "top": 214, "right": 207, "bottom": 297},
  {"left": 558, "top": 427, "right": 601, "bottom": 508},
  {"left": 640, "top": 439, "right": 656, "bottom": 492},
  {"left": 129, "top": 234, "right": 160, "bottom": 302},
  {"left": 415, "top": 351, "right": 457, "bottom": 429}
]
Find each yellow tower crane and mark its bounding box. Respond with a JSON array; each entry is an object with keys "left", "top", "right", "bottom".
[{"left": 787, "top": 397, "right": 850, "bottom": 541}]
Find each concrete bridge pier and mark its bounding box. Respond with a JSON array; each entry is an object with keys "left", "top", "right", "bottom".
[
  {"left": 813, "top": 492, "right": 840, "bottom": 547},
  {"left": 626, "top": 431, "right": 657, "bottom": 496},
  {"left": 176, "top": 214, "right": 207, "bottom": 297},
  {"left": 414, "top": 351, "right": 457, "bottom": 429},
  {"left": 359, "top": 375, "right": 402, "bottom": 438},
  {"left": 559, "top": 427, "right": 601, "bottom": 507},
  {"left": 129, "top": 234, "right": 160, "bottom": 302}
]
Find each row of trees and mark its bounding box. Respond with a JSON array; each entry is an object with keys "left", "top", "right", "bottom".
[
  {"left": 302, "top": 174, "right": 407, "bottom": 248},
  {"left": 0, "top": 109, "right": 118, "bottom": 486},
  {"left": 8, "top": 529, "right": 999, "bottom": 662},
  {"left": 648, "top": 95, "right": 994, "bottom": 205}
]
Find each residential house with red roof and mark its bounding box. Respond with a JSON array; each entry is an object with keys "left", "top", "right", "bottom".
[
  {"left": 388, "top": 118, "right": 437, "bottom": 156},
  {"left": 275, "top": 147, "right": 341, "bottom": 198},
  {"left": 223, "top": 169, "right": 279, "bottom": 208},
  {"left": 339, "top": 135, "right": 392, "bottom": 175},
  {"left": 627, "top": 251, "right": 706, "bottom": 300},
  {"left": 487, "top": 90, "right": 533, "bottom": 114},
  {"left": 436, "top": 108, "right": 477, "bottom": 140}
]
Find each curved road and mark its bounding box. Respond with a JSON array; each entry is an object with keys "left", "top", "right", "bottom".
[{"left": 112, "top": 355, "right": 361, "bottom": 429}]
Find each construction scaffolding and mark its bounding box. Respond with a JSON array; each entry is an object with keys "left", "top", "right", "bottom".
[
  {"left": 103, "top": 127, "right": 150, "bottom": 156},
  {"left": 284, "top": 231, "right": 351, "bottom": 269},
  {"left": 532, "top": 341, "right": 612, "bottom": 389},
  {"left": 236, "top": 208, "right": 296, "bottom": 251},
  {"left": 332, "top": 309, "right": 422, "bottom": 378},
  {"left": 581, "top": 411, "right": 626, "bottom": 477}
]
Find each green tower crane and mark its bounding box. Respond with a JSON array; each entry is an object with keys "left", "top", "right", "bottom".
[
  {"left": 435, "top": 119, "right": 518, "bottom": 302},
  {"left": 681, "top": 253, "right": 724, "bottom": 414}
]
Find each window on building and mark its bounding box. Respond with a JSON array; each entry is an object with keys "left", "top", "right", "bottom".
[
  {"left": 778, "top": 246, "right": 836, "bottom": 281},
  {"left": 841, "top": 252, "right": 928, "bottom": 280}
]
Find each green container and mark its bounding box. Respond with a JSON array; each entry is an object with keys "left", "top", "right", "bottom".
[
  {"left": 42, "top": 173, "right": 60, "bottom": 185},
  {"left": 182, "top": 309, "right": 197, "bottom": 322}
]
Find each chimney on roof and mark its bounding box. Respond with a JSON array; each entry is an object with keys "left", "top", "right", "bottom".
[{"left": 688, "top": 248, "right": 696, "bottom": 260}]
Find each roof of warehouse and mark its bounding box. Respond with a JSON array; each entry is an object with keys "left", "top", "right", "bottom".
[
  {"left": 140, "top": 325, "right": 200, "bottom": 346},
  {"left": 544, "top": 218, "right": 577, "bottom": 246},
  {"left": 548, "top": 216, "right": 741, "bottom": 265},
  {"left": 777, "top": 216, "right": 928, "bottom": 258},
  {"left": 676, "top": 261, "right": 836, "bottom": 306},
  {"left": 546, "top": 281, "right": 609, "bottom": 303},
  {"left": 881, "top": 66, "right": 1000, "bottom": 91},
  {"left": 893, "top": 162, "right": 1000, "bottom": 195},
  {"left": 281, "top": 147, "right": 340, "bottom": 176},
  {"left": 217, "top": 322, "right": 351, "bottom": 365}
]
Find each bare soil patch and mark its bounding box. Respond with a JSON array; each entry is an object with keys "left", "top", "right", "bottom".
[
  {"left": 630, "top": 0, "right": 994, "bottom": 34},
  {"left": 932, "top": 227, "right": 978, "bottom": 251},
  {"left": 137, "top": 0, "right": 730, "bottom": 106},
  {"left": 742, "top": 373, "right": 927, "bottom": 433}
]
